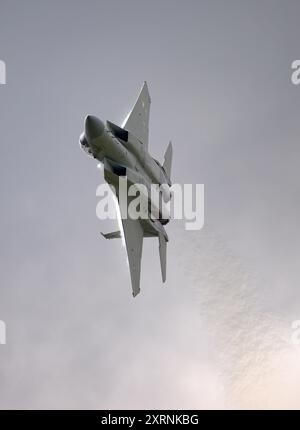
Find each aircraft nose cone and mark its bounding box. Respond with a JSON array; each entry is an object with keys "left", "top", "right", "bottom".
[{"left": 84, "top": 115, "right": 105, "bottom": 141}]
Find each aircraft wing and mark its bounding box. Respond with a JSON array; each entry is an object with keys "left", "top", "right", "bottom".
[
  {"left": 120, "top": 217, "right": 144, "bottom": 297},
  {"left": 122, "top": 81, "right": 151, "bottom": 148},
  {"left": 103, "top": 160, "right": 144, "bottom": 297}
]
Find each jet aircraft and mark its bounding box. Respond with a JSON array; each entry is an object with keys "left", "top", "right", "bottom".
[{"left": 79, "top": 82, "right": 173, "bottom": 297}]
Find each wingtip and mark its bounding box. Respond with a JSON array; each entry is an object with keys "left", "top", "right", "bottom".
[{"left": 142, "top": 81, "right": 151, "bottom": 103}]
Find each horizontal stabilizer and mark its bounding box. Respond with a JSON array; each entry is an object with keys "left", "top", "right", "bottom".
[{"left": 101, "top": 231, "right": 122, "bottom": 240}]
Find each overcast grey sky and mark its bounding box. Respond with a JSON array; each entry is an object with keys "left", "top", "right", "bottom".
[{"left": 0, "top": 0, "right": 300, "bottom": 409}]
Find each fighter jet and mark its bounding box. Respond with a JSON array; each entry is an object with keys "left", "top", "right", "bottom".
[{"left": 79, "top": 82, "right": 172, "bottom": 297}]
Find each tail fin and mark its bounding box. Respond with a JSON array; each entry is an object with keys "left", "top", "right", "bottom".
[
  {"left": 158, "top": 233, "right": 167, "bottom": 283},
  {"left": 163, "top": 141, "right": 173, "bottom": 181}
]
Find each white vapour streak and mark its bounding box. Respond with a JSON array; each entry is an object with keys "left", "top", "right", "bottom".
[{"left": 172, "top": 224, "right": 300, "bottom": 409}]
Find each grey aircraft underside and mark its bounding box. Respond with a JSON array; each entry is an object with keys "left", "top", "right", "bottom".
[{"left": 79, "top": 82, "right": 173, "bottom": 297}]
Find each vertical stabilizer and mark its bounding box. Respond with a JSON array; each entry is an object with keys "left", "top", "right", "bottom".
[
  {"left": 163, "top": 141, "right": 173, "bottom": 181},
  {"left": 158, "top": 233, "right": 167, "bottom": 283}
]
